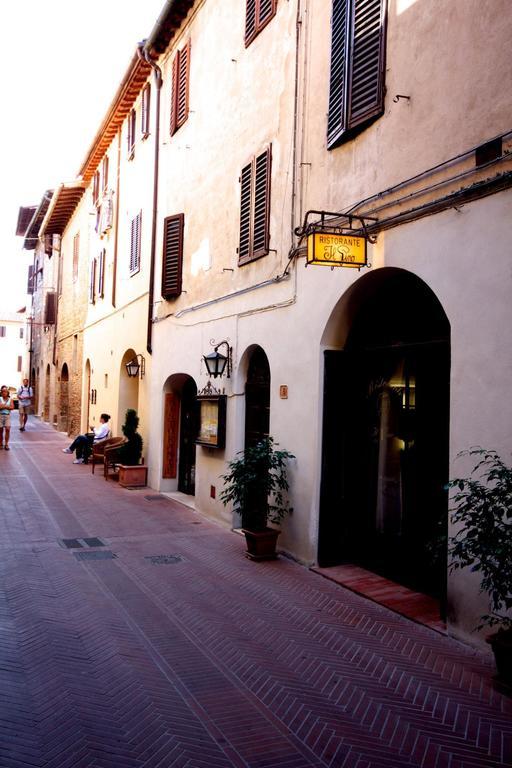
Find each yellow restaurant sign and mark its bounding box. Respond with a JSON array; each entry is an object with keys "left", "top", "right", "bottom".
[{"left": 307, "top": 232, "right": 367, "bottom": 268}]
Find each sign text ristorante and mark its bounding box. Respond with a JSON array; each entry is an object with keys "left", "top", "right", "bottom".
[{"left": 307, "top": 232, "right": 367, "bottom": 268}]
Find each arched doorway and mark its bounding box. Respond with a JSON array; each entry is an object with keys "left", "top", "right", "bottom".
[
  {"left": 31, "top": 367, "right": 38, "bottom": 414},
  {"left": 119, "top": 349, "right": 139, "bottom": 429},
  {"left": 162, "top": 374, "right": 199, "bottom": 495},
  {"left": 44, "top": 364, "right": 50, "bottom": 422},
  {"left": 244, "top": 346, "right": 271, "bottom": 448},
  {"left": 319, "top": 268, "right": 450, "bottom": 602},
  {"left": 84, "top": 359, "right": 91, "bottom": 433},
  {"left": 60, "top": 364, "right": 69, "bottom": 432}
]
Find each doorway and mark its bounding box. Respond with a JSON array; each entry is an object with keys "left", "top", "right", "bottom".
[
  {"left": 178, "top": 377, "right": 199, "bottom": 494},
  {"left": 60, "top": 364, "right": 69, "bottom": 433},
  {"left": 244, "top": 346, "right": 270, "bottom": 448},
  {"left": 319, "top": 269, "right": 450, "bottom": 601}
]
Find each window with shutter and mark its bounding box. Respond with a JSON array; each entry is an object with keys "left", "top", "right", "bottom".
[
  {"left": 162, "top": 214, "right": 184, "bottom": 299},
  {"left": 27, "top": 265, "right": 34, "bottom": 295},
  {"left": 73, "top": 233, "right": 80, "bottom": 282},
  {"left": 102, "top": 156, "right": 109, "bottom": 194},
  {"left": 170, "top": 41, "right": 190, "bottom": 136},
  {"left": 141, "top": 83, "right": 151, "bottom": 137},
  {"left": 44, "top": 292, "right": 56, "bottom": 325},
  {"left": 98, "top": 249, "right": 105, "bottom": 298},
  {"left": 238, "top": 146, "right": 272, "bottom": 266},
  {"left": 245, "top": 0, "right": 277, "bottom": 46},
  {"left": 130, "top": 212, "right": 142, "bottom": 275},
  {"left": 127, "top": 109, "right": 136, "bottom": 158},
  {"left": 92, "top": 171, "right": 100, "bottom": 205},
  {"left": 0, "top": 326, "right": 6, "bottom": 337},
  {"left": 327, "top": 0, "right": 387, "bottom": 149},
  {"left": 89, "top": 259, "right": 96, "bottom": 304}
]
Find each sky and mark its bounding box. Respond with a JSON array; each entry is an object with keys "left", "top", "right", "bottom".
[{"left": 0, "top": 0, "right": 166, "bottom": 313}]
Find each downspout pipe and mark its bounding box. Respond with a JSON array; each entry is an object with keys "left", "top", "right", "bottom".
[{"left": 137, "top": 42, "right": 162, "bottom": 355}]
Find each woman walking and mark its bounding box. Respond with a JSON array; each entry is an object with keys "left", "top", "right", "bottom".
[{"left": 0, "top": 385, "right": 14, "bottom": 450}]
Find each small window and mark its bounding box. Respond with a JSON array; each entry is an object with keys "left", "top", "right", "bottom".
[
  {"left": 102, "top": 156, "right": 109, "bottom": 194},
  {"left": 92, "top": 171, "right": 100, "bottom": 206},
  {"left": 73, "top": 233, "right": 80, "bottom": 282},
  {"left": 0, "top": 326, "right": 6, "bottom": 337},
  {"left": 162, "top": 214, "right": 184, "bottom": 299},
  {"left": 27, "top": 265, "right": 34, "bottom": 295},
  {"left": 327, "top": 0, "right": 387, "bottom": 149},
  {"left": 44, "top": 293, "right": 56, "bottom": 324},
  {"left": 238, "top": 146, "right": 272, "bottom": 265},
  {"left": 170, "top": 41, "right": 191, "bottom": 136},
  {"left": 130, "top": 212, "right": 142, "bottom": 275},
  {"left": 98, "top": 249, "right": 106, "bottom": 298},
  {"left": 19, "top": 327, "right": 24, "bottom": 339},
  {"left": 127, "top": 109, "right": 136, "bottom": 158},
  {"left": 141, "top": 83, "right": 151, "bottom": 137},
  {"left": 245, "top": 0, "right": 277, "bottom": 47},
  {"left": 17, "top": 356, "right": 22, "bottom": 372}
]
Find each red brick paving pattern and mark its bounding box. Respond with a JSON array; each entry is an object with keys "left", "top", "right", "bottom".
[{"left": 0, "top": 422, "right": 510, "bottom": 767}]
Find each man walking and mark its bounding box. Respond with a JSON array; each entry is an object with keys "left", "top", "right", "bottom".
[{"left": 18, "top": 378, "right": 33, "bottom": 432}]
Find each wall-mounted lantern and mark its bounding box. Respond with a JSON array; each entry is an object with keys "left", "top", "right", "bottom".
[
  {"left": 125, "top": 353, "right": 145, "bottom": 379},
  {"left": 203, "top": 340, "right": 232, "bottom": 379}
]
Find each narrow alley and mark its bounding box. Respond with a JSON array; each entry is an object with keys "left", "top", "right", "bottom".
[{"left": 0, "top": 420, "right": 510, "bottom": 768}]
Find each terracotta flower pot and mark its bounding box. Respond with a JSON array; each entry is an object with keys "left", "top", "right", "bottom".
[
  {"left": 242, "top": 527, "right": 280, "bottom": 561},
  {"left": 487, "top": 628, "right": 512, "bottom": 686}
]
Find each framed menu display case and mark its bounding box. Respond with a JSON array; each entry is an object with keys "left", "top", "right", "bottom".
[{"left": 196, "top": 393, "right": 226, "bottom": 449}]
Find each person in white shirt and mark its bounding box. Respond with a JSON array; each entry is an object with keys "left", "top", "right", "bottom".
[
  {"left": 62, "top": 413, "right": 111, "bottom": 464},
  {"left": 17, "top": 378, "right": 34, "bottom": 431}
]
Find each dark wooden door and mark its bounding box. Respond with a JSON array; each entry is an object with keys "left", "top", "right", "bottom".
[
  {"left": 178, "top": 378, "right": 199, "bottom": 494},
  {"left": 244, "top": 347, "right": 270, "bottom": 448}
]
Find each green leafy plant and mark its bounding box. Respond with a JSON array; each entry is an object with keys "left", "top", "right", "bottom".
[
  {"left": 448, "top": 447, "right": 512, "bottom": 631},
  {"left": 220, "top": 437, "right": 295, "bottom": 531},
  {"left": 118, "top": 409, "right": 143, "bottom": 466}
]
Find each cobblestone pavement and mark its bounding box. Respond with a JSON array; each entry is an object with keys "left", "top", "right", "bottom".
[{"left": 0, "top": 419, "right": 511, "bottom": 768}]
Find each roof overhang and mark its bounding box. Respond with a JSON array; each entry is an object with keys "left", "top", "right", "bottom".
[
  {"left": 40, "top": 181, "right": 86, "bottom": 237},
  {"left": 22, "top": 191, "right": 53, "bottom": 250},
  {"left": 16, "top": 206, "right": 37, "bottom": 237},
  {"left": 143, "top": 0, "right": 195, "bottom": 56}
]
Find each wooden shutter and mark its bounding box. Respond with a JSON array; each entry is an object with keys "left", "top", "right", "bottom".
[
  {"left": 162, "top": 214, "right": 184, "bottom": 299},
  {"left": 130, "top": 213, "right": 141, "bottom": 274},
  {"left": 162, "top": 392, "right": 180, "bottom": 478},
  {"left": 239, "top": 162, "right": 252, "bottom": 263},
  {"left": 44, "top": 292, "right": 56, "bottom": 324},
  {"left": 73, "top": 233, "right": 80, "bottom": 281},
  {"left": 245, "top": 0, "right": 277, "bottom": 46},
  {"left": 92, "top": 171, "right": 100, "bottom": 205},
  {"left": 27, "top": 265, "right": 34, "bottom": 294},
  {"left": 327, "top": 0, "right": 387, "bottom": 148},
  {"left": 89, "top": 259, "right": 96, "bottom": 304},
  {"left": 127, "top": 109, "right": 136, "bottom": 157},
  {"left": 252, "top": 147, "right": 271, "bottom": 257},
  {"left": 141, "top": 83, "right": 151, "bottom": 136},
  {"left": 170, "top": 41, "right": 190, "bottom": 135},
  {"left": 238, "top": 146, "right": 271, "bottom": 265},
  {"left": 348, "top": 0, "right": 386, "bottom": 128},
  {"left": 98, "top": 249, "right": 105, "bottom": 298},
  {"left": 102, "top": 156, "right": 109, "bottom": 193}
]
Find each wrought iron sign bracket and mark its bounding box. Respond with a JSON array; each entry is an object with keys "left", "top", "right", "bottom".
[{"left": 294, "top": 209, "right": 379, "bottom": 244}]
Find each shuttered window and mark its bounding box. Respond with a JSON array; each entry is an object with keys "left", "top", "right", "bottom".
[
  {"left": 92, "top": 171, "right": 100, "bottom": 205},
  {"left": 73, "top": 233, "right": 80, "bottom": 282},
  {"left": 327, "top": 0, "right": 387, "bottom": 149},
  {"left": 44, "top": 292, "right": 56, "bottom": 325},
  {"left": 130, "top": 212, "right": 142, "bottom": 275},
  {"left": 162, "top": 214, "right": 184, "bottom": 299},
  {"left": 98, "top": 249, "right": 106, "bottom": 298},
  {"left": 127, "top": 108, "right": 136, "bottom": 158},
  {"left": 141, "top": 83, "right": 151, "bottom": 137},
  {"left": 27, "top": 265, "right": 34, "bottom": 295},
  {"left": 102, "top": 156, "right": 109, "bottom": 194},
  {"left": 89, "top": 259, "right": 96, "bottom": 304},
  {"left": 238, "top": 146, "right": 272, "bottom": 265},
  {"left": 245, "top": 0, "right": 277, "bottom": 46},
  {"left": 170, "top": 41, "right": 190, "bottom": 135}
]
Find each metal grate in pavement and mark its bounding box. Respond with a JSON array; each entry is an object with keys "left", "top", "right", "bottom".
[
  {"left": 74, "top": 550, "right": 116, "bottom": 561},
  {"left": 145, "top": 555, "right": 184, "bottom": 565},
  {"left": 59, "top": 537, "right": 107, "bottom": 549},
  {"left": 144, "top": 495, "right": 166, "bottom": 501}
]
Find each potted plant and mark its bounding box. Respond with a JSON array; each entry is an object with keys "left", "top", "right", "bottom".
[
  {"left": 221, "top": 437, "right": 295, "bottom": 560},
  {"left": 116, "top": 409, "right": 147, "bottom": 487},
  {"left": 448, "top": 447, "right": 512, "bottom": 684}
]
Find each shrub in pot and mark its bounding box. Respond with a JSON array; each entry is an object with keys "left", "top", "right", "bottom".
[
  {"left": 221, "top": 437, "right": 295, "bottom": 560},
  {"left": 117, "top": 409, "right": 144, "bottom": 466},
  {"left": 448, "top": 447, "right": 512, "bottom": 684}
]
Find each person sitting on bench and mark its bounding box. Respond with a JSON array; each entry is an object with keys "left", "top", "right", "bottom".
[{"left": 62, "top": 413, "right": 111, "bottom": 464}]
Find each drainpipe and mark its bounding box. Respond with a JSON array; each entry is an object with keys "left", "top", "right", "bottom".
[{"left": 137, "top": 43, "right": 162, "bottom": 355}]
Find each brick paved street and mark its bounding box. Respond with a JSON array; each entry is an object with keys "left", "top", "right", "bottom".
[{"left": 0, "top": 419, "right": 510, "bottom": 768}]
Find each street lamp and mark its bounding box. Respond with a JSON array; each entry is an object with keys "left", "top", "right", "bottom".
[
  {"left": 203, "top": 340, "right": 232, "bottom": 379},
  {"left": 125, "top": 353, "right": 145, "bottom": 379}
]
